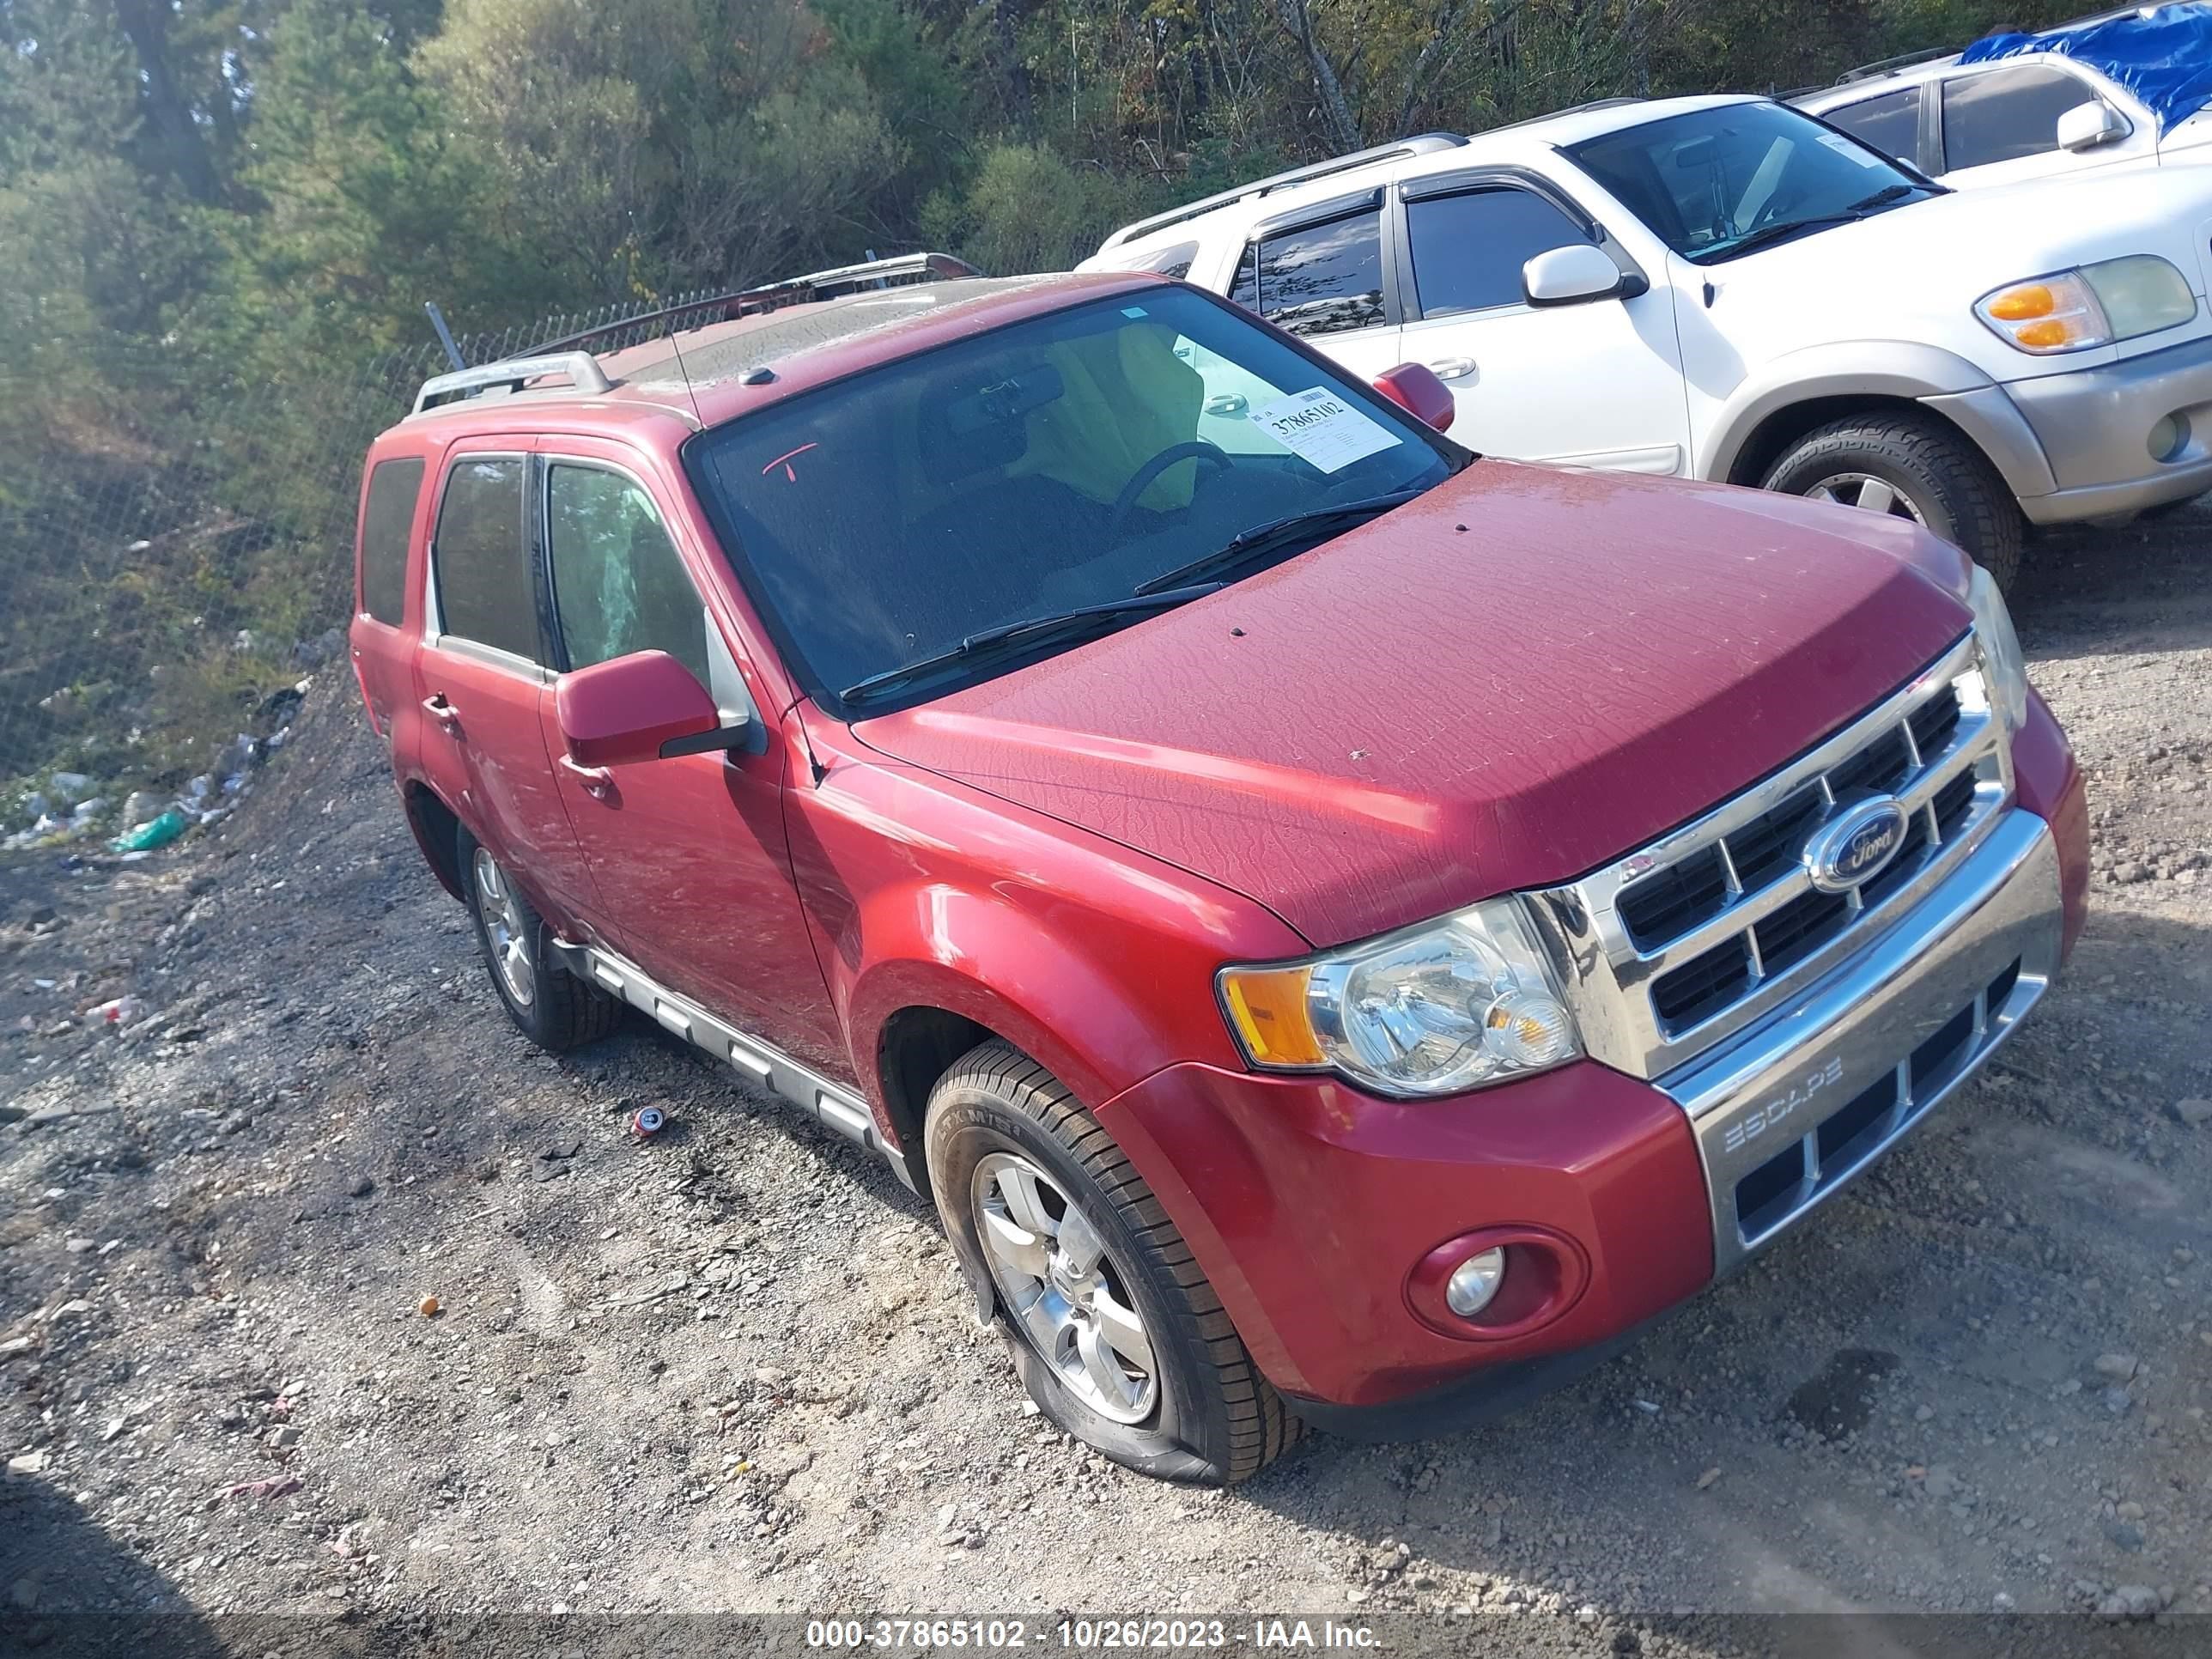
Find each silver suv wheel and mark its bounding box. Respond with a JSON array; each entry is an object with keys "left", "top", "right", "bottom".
[
  {"left": 1804, "top": 471, "right": 1927, "bottom": 524},
  {"left": 471, "top": 848, "right": 534, "bottom": 1009},
  {"left": 972, "top": 1151, "right": 1158, "bottom": 1424}
]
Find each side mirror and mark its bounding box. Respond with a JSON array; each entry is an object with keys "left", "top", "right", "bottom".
[
  {"left": 556, "top": 649, "right": 743, "bottom": 768},
  {"left": 1524, "top": 244, "right": 1636, "bottom": 307},
  {"left": 1370, "top": 362, "right": 1455, "bottom": 432},
  {"left": 2057, "top": 100, "right": 2128, "bottom": 151}
]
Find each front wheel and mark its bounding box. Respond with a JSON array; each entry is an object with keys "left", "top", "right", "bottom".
[
  {"left": 925, "top": 1041, "right": 1299, "bottom": 1483},
  {"left": 1761, "top": 412, "right": 2023, "bottom": 592}
]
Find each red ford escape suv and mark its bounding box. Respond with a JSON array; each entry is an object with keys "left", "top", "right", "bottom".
[{"left": 350, "top": 252, "right": 2087, "bottom": 1483}]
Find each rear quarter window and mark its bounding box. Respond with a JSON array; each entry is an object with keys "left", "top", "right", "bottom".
[{"left": 359, "top": 457, "right": 425, "bottom": 626}]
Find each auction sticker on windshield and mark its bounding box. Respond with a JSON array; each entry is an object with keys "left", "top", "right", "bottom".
[{"left": 1250, "top": 387, "right": 1402, "bottom": 473}]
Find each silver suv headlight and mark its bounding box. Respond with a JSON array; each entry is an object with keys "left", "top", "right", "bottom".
[
  {"left": 1966, "top": 563, "right": 2030, "bottom": 734},
  {"left": 1218, "top": 897, "right": 1581, "bottom": 1098},
  {"left": 1975, "top": 256, "right": 2197, "bottom": 355}
]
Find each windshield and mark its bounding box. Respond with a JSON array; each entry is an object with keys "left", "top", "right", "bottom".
[
  {"left": 1565, "top": 101, "right": 1933, "bottom": 264},
  {"left": 684, "top": 285, "right": 1459, "bottom": 713}
]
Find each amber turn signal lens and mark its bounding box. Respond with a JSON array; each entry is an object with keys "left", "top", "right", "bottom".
[
  {"left": 2013, "top": 319, "right": 2074, "bottom": 349},
  {"left": 1218, "top": 965, "right": 1326, "bottom": 1067},
  {"left": 1985, "top": 283, "right": 2056, "bottom": 322}
]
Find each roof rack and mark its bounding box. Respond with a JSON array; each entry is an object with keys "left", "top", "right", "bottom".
[
  {"left": 1096, "top": 133, "right": 1468, "bottom": 252},
  {"left": 530, "top": 252, "right": 983, "bottom": 356},
  {"left": 411, "top": 352, "right": 611, "bottom": 416},
  {"left": 1486, "top": 95, "right": 1644, "bottom": 132},
  {"left": 1834, "top": 45, "right": 1963, "bottom": 83},
  {"left": 408, "top": 252, "right": 982, "bottom": 416}
]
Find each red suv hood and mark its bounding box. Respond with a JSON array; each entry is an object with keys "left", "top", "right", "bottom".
[{"left": 854, "top": 462, "right": 1972, "bottom": 948}]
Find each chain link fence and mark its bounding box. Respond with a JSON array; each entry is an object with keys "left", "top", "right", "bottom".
[{"left": 0, "top": 288, "right": 726, "bottom": 858}]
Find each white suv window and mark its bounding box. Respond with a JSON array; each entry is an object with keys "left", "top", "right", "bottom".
[
  {"left": 1404, "top": 186, "right": 1592, "bottom": 317},
  {"left": 1824, "top": 85, "right": 1923, "bottom": 166},
  {"left": 1226, "top": 210, "right": 1385, "bottom": 337},
  {"left": 1942, "top": 64, "right": 2096, "bottom": 169}
]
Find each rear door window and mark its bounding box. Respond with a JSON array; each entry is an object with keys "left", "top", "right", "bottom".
[
  {"left": 360, "top": 457, "right": 424, "bottom": 626},
  {"left": 431, "top": 455, "right": 540, "bottom": 662},
  {"left": 1229, "top": 210, "right": 1385, "bottom": 337},
  {"left": 1822, "top": 86, "right": 1923, "bottom": 166},
  {"left": 1942, "top": 65, "right": 2095, "bottom": 169},
  {"left": 544, "top": 464, "right": 714, "bottom": 688},
  {"left": 1404, "top": 186, "right": 1594, "bottom": 317}
]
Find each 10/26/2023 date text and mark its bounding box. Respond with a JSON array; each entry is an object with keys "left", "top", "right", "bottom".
[{"left": 805, "top": 1620, "right": 1383, "bottom": 1650}]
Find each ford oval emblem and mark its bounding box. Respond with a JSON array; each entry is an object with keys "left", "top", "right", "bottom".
[{"left": 1804, "top": 798, "right": 1910, "bottom": 894}]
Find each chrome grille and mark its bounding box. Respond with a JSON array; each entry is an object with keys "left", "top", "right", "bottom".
[{"left": 1529, "top": 634, "right": 2014, "bottom": 1080}]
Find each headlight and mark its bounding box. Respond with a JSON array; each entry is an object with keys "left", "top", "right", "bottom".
[
  {"left": 1975, "top": 256, "right": 2197, "bottom": 355},
  {"left": 1966, "top": 562, "right": 2030, "bottom": 733},
  {"left": 1217, "top": 897, "right": 1581, "bottom": 1098}
]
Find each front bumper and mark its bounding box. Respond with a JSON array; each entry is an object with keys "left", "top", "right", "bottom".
[
  {"left": 2002, "top": 331, "right": 2212, "bottom": 523},
  {"left": 1097, "top": 701, "right": 2087, "bottom": 1431},
  {"left": 1661, "top": 806, "right": 2061, "bottom": 1277}
]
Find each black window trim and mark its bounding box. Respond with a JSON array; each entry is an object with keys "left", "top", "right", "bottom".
[
  {"left": 677, "top": 283, "right": 1473, "bottom": 724},
  {"left": 1389, "top": 166, "right": 1645, "bottom": 325},
  {"left": 424, "top": 446, "right": 553, "bottom": 679}
]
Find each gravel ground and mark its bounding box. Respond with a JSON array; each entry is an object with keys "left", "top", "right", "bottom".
[{"left": 1, "top": 507, "right": 2207, "bottom": 1651}]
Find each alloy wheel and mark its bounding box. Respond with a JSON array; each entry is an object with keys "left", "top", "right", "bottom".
[
  {"left": 1804, "top": 471, "right": 1928, "bottom": 525},
  {"left": 471, "top": 848, "right": 535, "bottom": 1009},
  {"left": 971, "top": 1151, "right": 1158, "bottom": 1423}
]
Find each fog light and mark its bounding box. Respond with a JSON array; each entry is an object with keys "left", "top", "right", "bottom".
[
  {"left": 2148, "top": 412, "right": 2189, "bottom": 463},
  {"left": 1444, "top": 1247, "right": 1507, "bottom": 1317}
]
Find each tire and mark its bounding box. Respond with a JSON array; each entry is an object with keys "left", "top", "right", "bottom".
[
  {"left": 925, "top": 1040, "right": 1299, "bottom": 1484},
  {"left": 1761, "top": 412, "right": 2024, "bottom": 592},
  {"left": 458, "top": 825, "right": 621, "bottom": 1052}
]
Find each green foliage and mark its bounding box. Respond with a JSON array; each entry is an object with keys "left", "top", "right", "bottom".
[
  {"left": 923, "top": 143, "right": 1152, "bottom": 275},
  {"left": 0, "top": 0, "right": 2103, "bottom": 788}
]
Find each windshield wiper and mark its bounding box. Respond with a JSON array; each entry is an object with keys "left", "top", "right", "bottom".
[
  {"left": 839, "top": 584, "right": 1223, "bottom": 706},
  {"left": 1694, "top": 181, "right": 1937, "bottom": 264},
  {"left": 1692, "top": 213, "right": 1857, "bottom": 263},
  {"left": 1133, "top": 489, "right": 1424, "bottom": 596},
  {"left": 1844, "top": 181, "right": 1936, "bottom": 213}
]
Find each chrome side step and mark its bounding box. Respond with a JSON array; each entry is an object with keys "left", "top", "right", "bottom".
[{"left": 546, "top": 938, "right": 915, "bottom": 1191}]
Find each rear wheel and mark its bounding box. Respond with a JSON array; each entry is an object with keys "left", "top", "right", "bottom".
[
  {"left": 1762, "top": 412, "right": 2023, "bottom": 592},
  {"left": 459, "top": 826, "right": 620, "bottom": 1052},
  {"left": 926, "top": 1040, "right": 1299, "bottom": 1484}
]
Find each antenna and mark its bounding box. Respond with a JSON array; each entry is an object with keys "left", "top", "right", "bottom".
[
  {"left": 424, "top": 301, "right": 465, "bottom": 371},
  {"left": 659, "top": 307, "right": 708, "bottom": 428}
]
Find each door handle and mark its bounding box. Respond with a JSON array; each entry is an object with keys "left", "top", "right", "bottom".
[
  {"left": 422, "top": 694, "right": 461, "bottom": 732},
  {"left": 559, "top": 754, "right": 615, "bottom": 800},
  {"left": 1425, "top": 356, "right": 1476, "bottom": 381}
]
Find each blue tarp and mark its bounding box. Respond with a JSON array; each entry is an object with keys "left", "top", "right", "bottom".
[{"left": 1960, "top": 3, "right": 2212, "bottom": 131}]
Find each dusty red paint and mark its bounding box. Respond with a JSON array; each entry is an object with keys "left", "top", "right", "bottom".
[
  {"left": 857, "top": 462, "right": 1976, "bottom": 946},
  {"left": 554, "top": 650, "right": 718, "bottom": 768},
  {"left": 349, "top": 270, "right": 2087, "bottom": 1415}
]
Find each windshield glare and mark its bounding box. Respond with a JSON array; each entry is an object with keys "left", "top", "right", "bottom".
[
  {"left": 684, "top": 287, "right": 1455, "bottom": 711},
  {"left": 1565, "top": 102, "right": 1924, "bottom": 263}
]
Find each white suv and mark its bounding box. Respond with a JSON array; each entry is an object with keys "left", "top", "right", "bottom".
[
  {"left": 1079, "top": 95, "right": 2212, "bottom": 585},
  {"left": 1794, "top": 7, "right": 2212, "bottom": 191}
]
